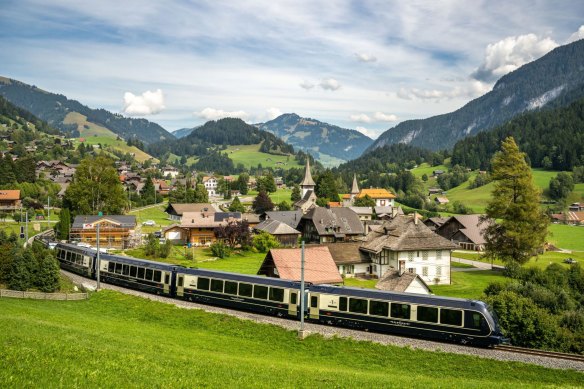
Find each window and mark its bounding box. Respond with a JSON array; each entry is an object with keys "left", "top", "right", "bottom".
[
  {"left": 145, "top": 269, "right": 153, "bottom": 281},
  {"left": 239, "top": 283, "right": 253, "bottom": 297},
  {"left": 369, "top": 300, "right": 389, "bottom": 317},
  {"left": 224, "top": 281, "right": 238, "bottom": 295},
  {"left": 390, "top": 303, "right": 411, "bottom": 319},
  {"left": 253, "top": 285, "right": 268, "bottom": 300},
  {"left": 290, "top": 293, "right": 297, "bottom": 305},
  {"left": 339, "top": 297, "right": 347, "bottom": 311},
  {"left": 108, "top": 262, "right": 115, "bottom": 273},
  {"left": 310, "top": 296, "right": 318, "bottom": 308},
  {"left": 440, "top": 309, "right": 463, "bottom": 326},
  {"left": 417, "top": 306, "right": 438, "bottom": 323},
  {"left": 197, "top": 277, "right": 210, "bottom": 290},
  {"left": 164, "top": 273, "right": 170, "bottom": 284},
  {"left": 130, "top": 266, "right": 137, "bottom": 278},
  {"left": 115, "top": 262, "right": 123, "bottom": 274},
  {"left": 436, "top": 266, "right": 442, "bottom": 277},
  {"left": 436, "top": 250, "right": 442, "bottom": 260},
  {"left": 153, "top": 271, "right": 162, "bottom": 283},
  {"left": 408, "top": 268, "right": 415, "bottom": 274},
  {"left": 269, "top": 287, "right": 284, "bottom": 302},
  {"left": 422, "top": 266, "right": 428, "bottom": 277},
  {"left": 123, "top": 264, "right": 130, "bottom": 276},
  {"left": 177, "top": 276, "right": 184, "bottom": 287},
  {"left": 210, "top": 279, "right": 224, "bottom": 293},
  {"left": 408, "top": 252, "right": 414, "bottom": 262},
  {"left": 422, "top": 251, "right": 428, "bottom": 261},
  {"left": 137, "top": 267, "right": 145, "bottom": 279},
  {"left": 349, "top": 298, "right": 368, "bottom": 314},
  {"left": 470, "top": 312, "right": 484, "bottom": 329}
]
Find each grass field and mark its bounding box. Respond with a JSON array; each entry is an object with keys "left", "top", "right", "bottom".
[
  {"left": 548, "top": 223, "right": 584, "bottom": 251},
  {"left": 1, "top": 291, "right": 581, "bottom": 388},
  {"left": 432, "top": 270, "right": 508, "bottom": 299},
  {"left": 225, "top": 144, "right": 302, "bottom": 170}
]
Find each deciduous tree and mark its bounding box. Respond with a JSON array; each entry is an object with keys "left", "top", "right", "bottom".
[{"left": 252, "top": 191, "right": 274, "bottom": 214}]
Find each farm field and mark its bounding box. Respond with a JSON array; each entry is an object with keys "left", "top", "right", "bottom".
[
  {"left": 548, "top": 223, "right": 584, "bottom": 251},
  {"left": 1, "top": 291, "right": 581, "bottom": 388},
  {"left": 225, "top": 144, "right": 302, "bottom": 170}
]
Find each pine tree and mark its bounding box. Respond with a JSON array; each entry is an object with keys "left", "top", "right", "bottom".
[
  {"left": 56, "top": 208, "right": 71, "bottom": 240},
  {"left": 8, "top": 249, "right": 33, "bottom": 291},
  {"left": 35, "top": 253, "right": 60, "bottom": 292},
  {"left": 229, "top": 196, "right": 245, "bottom": 212},
  {"left": 291, "top": 184, "right": 301, "bottom": 203},
  {"left": 483, "top": 137, "right": 549, "bottom": 265},
  {"left": 194, "top": 184, "right": 209, "bottom": 203}
]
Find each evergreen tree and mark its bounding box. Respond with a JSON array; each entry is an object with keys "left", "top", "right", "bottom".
[
  {"left": 14, "top": 156, "right": 36, "bottom": 183},
  {"left": 0, "top": 155, "right": 17, "bottom": 185},
  {"left": 482, "top": 137, "right": 549, "bottom": 265},
  {"left": 35, "top": 253, "right": 60, "bottom": 292},
  {"left": 291, "top": 184, "right": 301, "bottom": 203},
  {"left": 252, "top": 190, "right": 274, "bottom": 214},
  {"left": 277, "top": 200, "right": 291, "bottom": 211},
  {"left": 229, "top": 196, "right": 245, "bottom": 212},
  {"left": 315, "top": 170, "right": 340, "bottom": 203},
  {"left": 142, "top": 176, "right": 156, "bottom": 205},
  {"left": 8, "top": 249, "right": 33, "bottom": 291},
  {"left": 194, "top": 184, "right": 209, "bottom": 203},
  {"left": 353, "top": 194, "right": 375, "bottom": 207},
  {"left": 237, "top": 173, "right": 249, "bottom": 195},
  {"left": 55, "top": 208, "right": 71, "bottom": 240}
]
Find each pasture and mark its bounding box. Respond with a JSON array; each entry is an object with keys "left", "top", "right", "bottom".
[
  {"left": 1, "top": 291, "right": 580, "bottom": 388},
  {"left": 224, "top": 144, "right": 302, "bottom": 170}
]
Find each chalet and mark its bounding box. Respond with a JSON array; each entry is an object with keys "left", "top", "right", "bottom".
[
  {"left": 241, "top": 213, "right": 261, "bottom": 228},
  {"left": 428, "top": 188, "right": 443, "bottom": 196},
  {"left": 275, "top": 176, "right": 284, "bottom": 189},
  {"left": 264, "top": 210, "right": 303, "bottom": 230},
  {"left": 253, "top": 219, "right": 300, "bottom": 247},
  {"left": 432, "top": 170, "right": 445, "bottom": 176},
  {"left": 164, "top": 203, "right": 213, "bottom": 221},
  {"left": 359, "top": 215, "right": 457, "bottom": 285},
  {"left": 375, "top": 269, "right": 432, "bottom": 295},
  {"left": 298, "top": 207, "right": 364, "bottom": 244},
  {"left": 257, "top": 246, "right": 343, "bottom": 284},
  {"left": 162, "top": 166, "right": 179, "bottom": 178},
  {"left": 569, "top": 203, "right": 584, "bottom": 212},
  {"left": 70, "top": 215, "right": 137, "bottom": 249},
  {"left": 165, "top": 211, "right": 242, "bottom": 246},
  {"left": 435, "top": 215, "right": 490, "bottom": 251},
  {"left": 551, "top": 211, "right": 584, "bottom": 225},
  {"left": 312, "top": 242, "right": 370, "bottom": 278},
  {"left": 0, "top": 190, "right": 21, "bottom": 210},
  {"left": 357, "top": 188, "right": 396, "bottom": 207},
  {"left": 423, "top": 216, "right": 449, "bottom": 232},
  {"left": 434, "top": 196, "right": 449, "bottom": 205},
  {"left": 203, "top": 176, "right": 218, "bottom": 197}
]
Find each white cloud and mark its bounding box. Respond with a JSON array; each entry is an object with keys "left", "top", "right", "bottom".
[
  {"left": 319, "top": 78, "right": 341, "bottom": 91},
  {"left": 196, "top": 107, "right": 249, "bottom": 121},
  {"left": 355, "top": 126, "right": 376, "bottom": 138},
  {"left": 350, "top": 112, "right": 398, "bottom": 123},
  {"left": 122, "top": 89, "right": 165, "bottom": 115},
  {"left": 299, "top": 80, "right": 315, "bottom": 90},
  {"left": 566, "top": 25, "right": 584, "bottom": 43},
  {"left": 373, "top": 112, "right": 398, "bottom": 122},
  {"left": 355, "top": 53, "right": 377, "bottom": 62},
  {"left": 397, "top": 80, "right": 491, "bottom": 101},
  {"left": 265, "top": 107, "right": 283, "bottom": 120},
  {"left": 349, "top": 113, "right": 372, "bottom": 123},
  {"left": 471, "top": 34, "right": 558, "bottom": 82}
]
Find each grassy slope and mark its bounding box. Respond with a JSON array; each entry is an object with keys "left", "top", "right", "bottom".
[
  {"left": 63, "top": 112, "right": 156, "bottom": 163},
  {"left": 1, "top": 291, "right": 580, "bottom": 388},
  {"left": 225, "top": 144, "right": 302, "bottom": 170}
]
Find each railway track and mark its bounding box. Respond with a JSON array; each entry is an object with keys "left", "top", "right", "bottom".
[{"left": 495, "top": 345, "right": 584, "bottom": 362}]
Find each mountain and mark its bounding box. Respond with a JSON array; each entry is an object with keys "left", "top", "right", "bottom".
[
  {"left": 368, "top": 39, "right": 584, "bottom": 152},
  {"left": 0, "top": 76, "right": 175, "bottom": 145},
  {"left": 257, "top": 113, "right": 373, "bottom": 165},
  {"left": 172, "top": 127, "right": 197, "bottom": 139}
]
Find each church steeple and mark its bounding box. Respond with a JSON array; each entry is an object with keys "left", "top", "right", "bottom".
[
  {"left": 300, "top": 158, "right": 315, "bottom": 197},
  {"left": 351, "top": 174, "right": 359, "bottom": 196}
]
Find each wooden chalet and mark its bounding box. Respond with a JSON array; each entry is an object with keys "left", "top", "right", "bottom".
[
  {"left": 298, "top": 207, "right": 364, "bottom": 244},
  {"left": 70, "top": 215, "right": 137, "bottom": 249},
  {"left": 435, "top": 215, "right": 490, "bottom": 251},
  {"left": 0, "top": 190, "right": 21, "bottom": 210},
  {"left": 254, "top": 219, "right": 300, "bottom": 247},
  {"left": 164, "top": 203, "right": 213, "bottom": 221}
]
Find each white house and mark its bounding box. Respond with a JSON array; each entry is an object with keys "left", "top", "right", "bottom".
[
  {"left": 203, "top": 176, "right": 218, "bottom": 197},
  {"left": 162, "top": 166, "right": 179, "bottom": 178}
]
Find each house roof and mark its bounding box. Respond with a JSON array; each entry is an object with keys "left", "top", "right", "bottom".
[
  {"left": 351, "top": 174, "right": 359, "bottom": 194},
  {"left": 265, "top": 210, "right": 303, "bottom": 229},
  {"left": 0, "top": 190, "right": 20, "bottom": 200},
  {"left": 435, "top": 196, "right": 449, "bottom": 204},
  {"left": 348, "top": 206, "right": 373, "bottom": 215},
  {"left": 293, "top": 189, "right": 317, "bottom": 210},
  {"left": 72, "top": 215, "right": 137, "bottom": 229},
  {"left": 374, "top": 205, "right": 404, "bottom": 218},
  {"left": 180, "top": 211, "right": 241, "bottom": 228},
  {"left": 358, "top": 188, "right": 396, "bottom": 199},
  {"left": 258, "top": 246, "right": 343, "bottom": 284},
  {"left": 303, "top": 207, "right": 364, "bottom": 236},
  {"left": 551, "top": 212, "right": 584, "bottom": 223},
  {"left": 437, "top": 215, "right": 489, "bottom": 245},
  {"left": 375, "top": 269, "right": 431, "bottom": 293},
  {"left": 254, "top": 219, "right": 300, "bottom": 235},
  {"left": 360, "top": 215, "right": 458, "bottom": 253},
  {"left": 242, "top": 213, "right": 261, "bottom": 224},
  {"left": 308, "top": 242, "right": 369, "bottom": 265},
  {"left": 165, "top": 203, "right": 213, "bottom": 216}
]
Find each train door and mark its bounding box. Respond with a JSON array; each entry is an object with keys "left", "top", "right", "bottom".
[
  {"left": 163, "top": 272, "right": 170, "bottom": 295},
  {"left": 288, "top": 290, "right": 298, "bottom": 316},
  {"left": 176, "top": 274, "right": 184, "bottom": 297},
  {"left": 309, "top": 293, "right": 320, "bottom": 319}
]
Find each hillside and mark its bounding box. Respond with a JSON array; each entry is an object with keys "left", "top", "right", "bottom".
[
  {"left": 0, "top": 77, "right": 174, "bottom": 145},
  {"left": 172, "top": 127, "right": 196, "bottom": 138},
  {"left": 258, "top": 113, "right": 373, "bottom": 165},
  {"left": 368, "top": 39, "right": 584, "bottom": 152}
]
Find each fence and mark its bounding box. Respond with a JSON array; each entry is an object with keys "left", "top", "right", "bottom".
[{"left": 0, "top": 289, "right": 88, "bottom": 300}]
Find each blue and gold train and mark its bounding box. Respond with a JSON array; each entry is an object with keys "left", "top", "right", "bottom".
[{"left": 55, "top": 242, "right": 505, "bottom": 347}]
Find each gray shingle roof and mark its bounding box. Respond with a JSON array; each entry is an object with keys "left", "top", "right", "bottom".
[
  {"left": 254, "top": 219, "right": 300, "bottom": 235},
  {"left": 72, "top": 215, "right": 137, "bottom": 228},
  {"left": 375, "top": 269, "right": 431, "bottom": 293},
  {"left": 265, "top": 210, "right": 303, "bottom": 229},
  {"left": 165, "top": 203, "right": 213, "bottom": 215},
  {"left": 303, "top": 207, "right": 364, "bottom": 236}
]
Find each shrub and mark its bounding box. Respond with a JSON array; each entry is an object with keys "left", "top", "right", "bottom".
[
  {"left": 253, "top": 232, "right": 280, "bottom": 253},
  {"left": 210, "top": 241, "right": 231, "bottom": 259}
]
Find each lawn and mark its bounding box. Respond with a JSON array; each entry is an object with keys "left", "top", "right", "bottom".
[
  {"left": 548, "top": 223, "right": 584, "bottom": 251},
  {"left": 225, "top": 144, "right": 302, "bottom": 170},
  {"left": 432, "top": 270, "right": 508, "bottom": 299},
  {"left": 1, "top": 291, "right": 581, "bottom": 388},
  {"left": 128, "top": 202, "right": 173, "bottom": 233}
]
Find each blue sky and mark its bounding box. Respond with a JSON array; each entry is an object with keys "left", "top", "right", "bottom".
[{"left": 1, "top": 0, "right": 583, "bottom": 138}]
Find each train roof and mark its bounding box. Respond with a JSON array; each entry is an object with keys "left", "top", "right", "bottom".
[
  {"left": 310, "top": 284, "right": 487, "bottom": 310},
  {"left": 178, "top": 267, "right": 302, "bottom": 288},
  {"left": 100, "top": 253, "right": 177, "bottom": 271}
]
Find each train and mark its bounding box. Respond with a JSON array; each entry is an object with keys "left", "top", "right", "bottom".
[{"left": 54, "top": 242, "right": 505, "bottom": 347}]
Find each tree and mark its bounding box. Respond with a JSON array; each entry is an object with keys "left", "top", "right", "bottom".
[
  {"left": 159, "top": 239, "right": 172, "bottom": 258},
  {"left": 229, "top": 196, "right": 245, "bottom": 212},
  {"left": 290, "top": 184, "right": 301, "bottom": 203},
  {"left": 55, "top": 208, "right": 71, "bottom": 240},
  {"left": 144, "top": 233, "right": 160, "bottom": 257},
  {"left": 252, "top": 231, "right": 280, "bottom": 252},
  {"left": 142, "top": 176, "right": 156, "bottom": 205},
  {"left": 315, "top": 170, "right": 339, "bottom": 202},
  {"left": 194, "top": 184, "right": 209, "bottom": 203},
  {"left": 353, "top": 194, "right": 375, "bottom": 207},
  {"left": 277, "top": 200, "right": 291, "bottom": 211},
  {"left": 252, "top": 191, "right": 274, "bottom": 214},
  {"left": 237, "top": 173, "right": 249, "bottom": 195},
  {"left": 8, "top": 250, "right": 33, "bottom": 291},
  {"left": 34, "top": 253, "right": 60, "bottom": 292},
  {"left": 214, "top": 220, "right": 251, "bottom": 249},
  {"left": 63, "top": 155, "right": 126, "bottom": 215},
  {"left": 482, "top": 137, "right": 549, "bottom": 265},
  {"left": 549, "top": 172, "right": 574, "bottom": 201}
]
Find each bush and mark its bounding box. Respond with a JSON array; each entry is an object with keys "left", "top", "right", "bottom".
[
  {"left": 210, "top": 241, "right": 231, "bottom": 259},
  {"left": 252, "top": 232, "right": 280, "bottom": 253},
  {"left": 159, "top": 239, "right": 172, "bottom": 258}
]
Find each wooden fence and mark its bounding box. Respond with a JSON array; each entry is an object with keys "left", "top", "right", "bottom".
[{"left": 0, "top": 289, "right": 88, "bottom": 300}]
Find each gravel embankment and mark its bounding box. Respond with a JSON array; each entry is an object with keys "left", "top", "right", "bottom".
[{"left": 62, "top": 270, "right": 584, "bottom": 372}]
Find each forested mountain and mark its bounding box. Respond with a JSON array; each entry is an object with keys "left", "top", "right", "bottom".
[
  {"left": 0, "top": 95, "right": 60, "bottom": 136},
  {"left": 0, "top": 77, "right": 174, "bottom": 144},
  {"left": 368, "top": 39, "right": 584, "bottom": 152},
  {"left": 172, "top": 127, "right": 197, "bottom": 138},
  {"left": 257, "top": 113, "right": 373, "bottom": 164},
  {"left": 450, "top": 91, "right": 584, "bottom": 171}
]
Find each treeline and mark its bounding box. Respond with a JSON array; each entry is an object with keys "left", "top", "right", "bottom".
[
  {"left": 0, "top": 233, "right": 60, "bottom": 292},
  {"left": 0, "top": 96, "right": 60, "bottom": 135},
  {"left": 451, "top": 95, "right": 584, "bottom": 171},
  {"left": 0, "top": 155, "right": 36, "bottom": 184}
]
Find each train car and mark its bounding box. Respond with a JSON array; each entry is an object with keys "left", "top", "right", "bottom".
[
  {"left": 97, "top": 253, "right": 177, "bottom": 297},
  {"left": 175, "top": 267, "right": 303, "bottom": 318},
  {"left": 55, "top": 243, "right": 96, "bottom": 278},
  {"left": 308, "top": 284, "right": 504, "bottom": 347}
]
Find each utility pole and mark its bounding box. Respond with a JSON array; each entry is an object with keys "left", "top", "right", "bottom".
[
  {"left": 47, "top": 196, "right": 50, "bottom": 231},
  {"left": 96, "top": 222, "right": 101, "bottom": 290},
  {"left": 298, "top": 241, "right": 306, "bottom": 339}
]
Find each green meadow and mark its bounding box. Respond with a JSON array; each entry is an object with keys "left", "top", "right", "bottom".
[{"left": 225, "top": 144, "right": 302, "bottom": 170}]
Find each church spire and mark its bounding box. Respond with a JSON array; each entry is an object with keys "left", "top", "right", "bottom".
[
  {"left": 351, "top": 173, "right": 359, "bottom": 195},
  {"left": 300, "top": 158, "right": 315, "bottom": 187}
]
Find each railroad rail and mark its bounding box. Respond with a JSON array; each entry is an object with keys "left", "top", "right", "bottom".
[{"left": 495, "top": 345, "right": 584, "bottom": 362}]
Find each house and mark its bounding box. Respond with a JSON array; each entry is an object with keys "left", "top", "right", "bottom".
[
  {"left": 275, "top": 176, "right": 285, "bottom": 189},
  {"left": 0, "top": 190, "right": 21, "bottom": 210},
  {"left": 348, "top": 206, "right": 375, "bottom": 232},
  {"left": 428, "top": 187, "right": 443, "bottom": 196},
  {"left": 569, "top": 203, "right": 584, "bottom": 212},
  {"left": 166, "top": 211, "right": 242, "bottom": 246},
  {"left": 356, "top": 188, "right": 396, "bottom": 207},
  {"left": 69, "top": 215, "right": 137, "bottom": 249},
  {"left": 162, "top": 166, "right": 179, "bottom": 178},
  {"left": 203, "top": 176, "right": 218, "bottom": 197},
  {"left": 257, "top": 246, "right": 343, "bottom": 284},
  {"left": 551, "top": 211, "right": 584, "bottom": 225},
  {"left": 374, "top": 206, "right": 404, "bottom": 220},
  {"left": 375, "top": 269, "right": 432, "bottom": 295},
  {"left": 312, "top": 242, "right": 370, "bottom": 278},
  {"left": 253, "top": 219, "right": 300, "bottom": 246},
  {"left": 432, "top": 170, "right": 445, "bottom": 176},
  {"left": 359, "top": 215, "right": 458, "bottom": 285},
  {"left": 298, "top": 207, "right": 364, "bottom": 244},
  {"left": 242, "top": 213, "right": 261, "bottom": 228},
  {"left": 152, "top": 179, "right": 170, "bottom": 196},
  {"left": 423, "top": 217, "right": 449, "bottom": 232},
  {"left": 164, "top": 203, "right": 213, "bottom": 221},
  {"left": 264, "top": 210, "right": 303, "bottom": 230},
  {"left": 435, "top": 215, "right": 490, "bottom": 251},
  {"left": 434, "top": 196, "right": 449, "bottom": 206}
]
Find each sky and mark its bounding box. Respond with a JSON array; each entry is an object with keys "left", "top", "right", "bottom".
[{"left": 1, "top": 1, "right": 583, "bottom": 139}]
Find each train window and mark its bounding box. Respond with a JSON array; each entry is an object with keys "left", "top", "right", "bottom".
[
  {"left": 153, "top": 271, "right": 162, "bottom": 283},
  {"left": 369, "top": 300, "right": 389, "bottom": 317},
  {"left": 66, "top": 251, "right": 72, "bottom": 262},
  {"left": 224, "top": 281, "right": 237, "bottom": 295},
  {"left": 469, "top": 312, "right": 484, "bottom": 329},
  {"left": 115, "top": 262, "right": 123, "bottom": 274},
  {"left": 238, "top": 283, "right": 252, "bottom": 297},
  {"left": 123, "top": 264, "right": 130, "bottom": 276},
  {"left": 339, "top": 297, "right": 348, "bottom": 311},
  {"left": 310, "top": 296, "right": 318, "bottom": 308},
  {"left": 440, "top": 309, "right": 463, "bottom": 326},
  {"left": 137, "top": 267, "right": 145, "bottom": 279},
  {"left": 417, "top": 306, "right": 438, "bottom": 323},
  {"left": 164, "top": 274, "right": 170, "bottom": 284},
  {"left": 130, "top": 266, "right": 137, "bottom": 278},
  {"left": 390, "top": 303, "right": 411, "bottom": 320},
  {"left": 177, "top": 276, "right": 184, "bottom": 287},
  {"left": 197, "top": 277, "right": 210, "bottom": 290},
  {"left": 210, "top": 279, "right": 224, "bottom": 293},
  {"left": 77, "top": 253, "right": 83, "bottom": 264},
  {"left": 253, "top": 285, "right": 268, "bottom": 300},
  {"left": 349, "top": 298, "right": 368, "bottom": 315},
  {"left": 290, "top": 293, "right": 297, "bottom": 305},
  {"left": 269, "top": 288, "right": 284, "bottom": 302},
  {"left": 145, "top": 269, "right": 153, "bottom": 281},
  {"left": 108, "top": 262, "right": 115, "bottom": 273}
]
